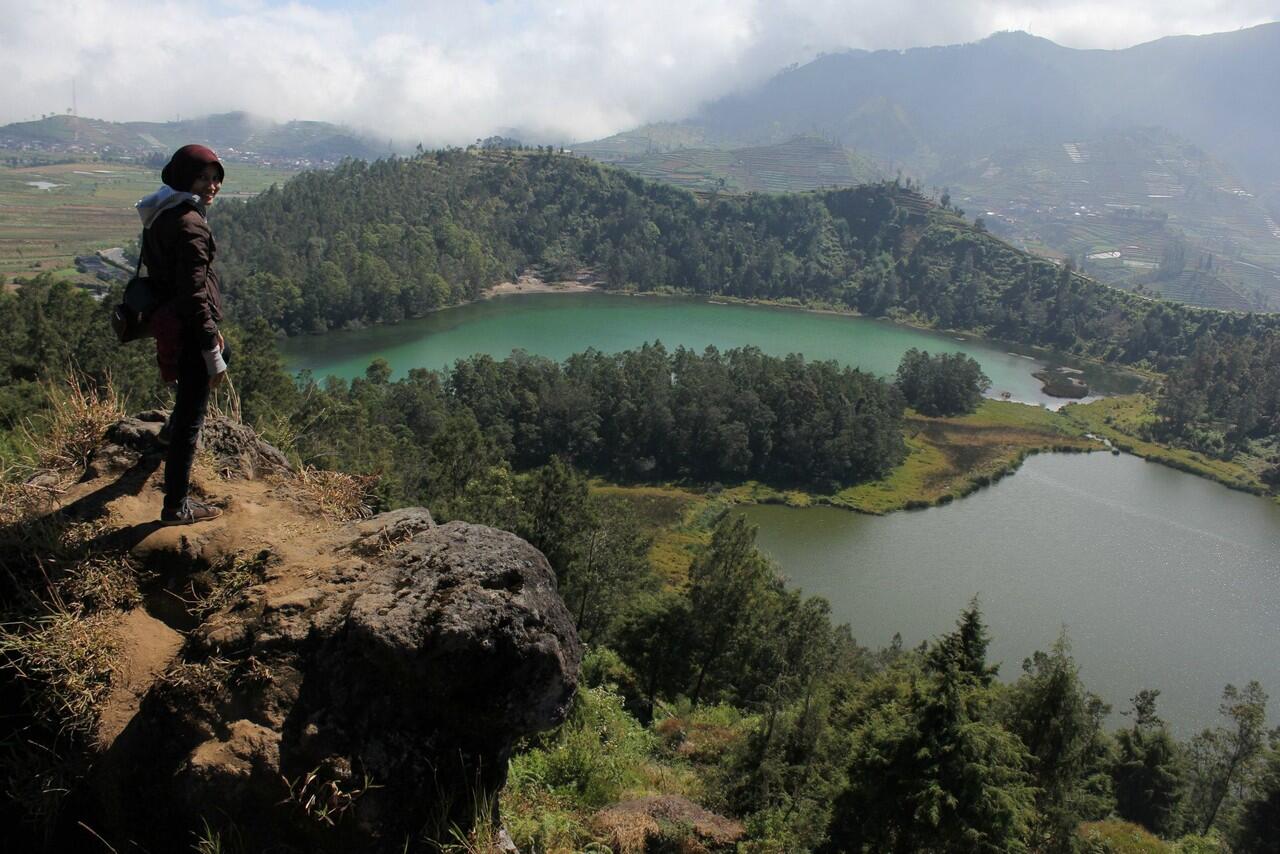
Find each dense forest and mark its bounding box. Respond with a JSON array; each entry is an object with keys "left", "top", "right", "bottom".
[
  {"left": 205, "top": 149, "right": 1280, "bottom": 365},
  {"left": 894, "top": 348, "right": 989, "bottom": 417},
  {"left": 203, "top": 150, "right": 1280, "bottom": 457}
]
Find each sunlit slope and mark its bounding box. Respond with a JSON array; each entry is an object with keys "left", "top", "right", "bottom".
[{"left": 580, "top": 24, "right": 1280, "bottom": 311}]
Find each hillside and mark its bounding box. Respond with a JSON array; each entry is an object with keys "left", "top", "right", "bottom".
[
  {"left": 207, "top": 151, "right": 1278, "bottom": 364},
  {"left": 201, "top": 149, "right": 1280, "bottom": 471},
  {"left": 572, "top": 135, "right": 882, "bottom": 194},
  {"left": 4, "top": 402, "right": 1276, "bottom": 851},
  {"left": 948, "top": 128, "right": 1280, "bottom": 311},
  {"left": 579, "top": 24, "right": 1280, "bottom": 311},
  {"left": 0, "top": 111, "right": 387, "bottom": 166}
]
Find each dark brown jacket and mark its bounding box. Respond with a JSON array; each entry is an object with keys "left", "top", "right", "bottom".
[{"left": 143, "top": 202, "right": 223, "bottom": 351}]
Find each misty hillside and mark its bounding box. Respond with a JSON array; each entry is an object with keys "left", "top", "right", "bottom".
[
  {"left": 581, "top": 24, "right": 1280, "bottom": 312},
  {"left": 628, "top": 25, "right": 1280, "bottom": 189},
  {"left": 0, "top": 111, "right": 387, "bottom": 163}
]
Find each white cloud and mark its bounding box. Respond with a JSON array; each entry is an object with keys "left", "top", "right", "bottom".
[{"left": 0, "top": 0, "right": 1274, "bottom": 145}]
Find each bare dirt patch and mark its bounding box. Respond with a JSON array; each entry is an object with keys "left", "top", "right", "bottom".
[{"left": 483, "top": 269, "right": 602, "bottom": 298}]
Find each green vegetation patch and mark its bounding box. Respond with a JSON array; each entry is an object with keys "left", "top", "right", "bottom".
[
  {"left": 592, "top": 484, "right": 707, "bottom": 583},
  {"left": 1062, "top": 395, "right": 1268, "bottom": 498},
  {"left": 599, "top": 400, "right": 1101, "bottom": 524},
  {"left": 832, "top": 400, "right": 1097, "bottom": 513}
]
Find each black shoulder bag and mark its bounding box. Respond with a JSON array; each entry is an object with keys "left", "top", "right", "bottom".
[{"left": 111, "top": 230, "right": 164, "bottom": 343}]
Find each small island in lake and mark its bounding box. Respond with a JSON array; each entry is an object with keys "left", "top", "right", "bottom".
[{"left": 1033, "top": 366, "right": 1090, "bottom": 399}]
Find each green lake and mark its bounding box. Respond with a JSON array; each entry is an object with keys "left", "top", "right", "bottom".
[
  {"left": 280, "top": 292, "right": 1135, "bottom": 407},
  {"left": 282, "top": 292, "right": 1276, "bottom": 732}
]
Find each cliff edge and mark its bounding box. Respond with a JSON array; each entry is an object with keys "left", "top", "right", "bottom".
[{"left": 20, "top": 413, "right": 582, "bottom": 852}]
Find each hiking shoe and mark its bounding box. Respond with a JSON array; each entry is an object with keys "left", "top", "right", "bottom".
[{"left": 160, "top": 499, "right": 222, "bottom": 526}]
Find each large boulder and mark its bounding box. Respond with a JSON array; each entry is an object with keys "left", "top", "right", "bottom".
[{"left": 74, "top": 421, "right": 581, "bottom": 852}]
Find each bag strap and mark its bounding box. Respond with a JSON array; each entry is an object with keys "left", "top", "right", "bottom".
[{"left": 134, "top": 229, "right": 147, "bottom": 278}]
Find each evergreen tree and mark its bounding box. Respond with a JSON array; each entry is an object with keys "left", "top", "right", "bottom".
[
  {"left": 686, "top": 513, "right": 772, "bottom": 706},
  {"left": 1233, "top": 741, "right": 1280, "bottom": 854},
  {"left": 1186, "top": 681, "right": 1270, "bottom": 835},
  {"left": 926, "top": 596, "right": 998, "bottom": 685},
  {"left": 1004, "top": 633, "right": 1116, "bottom": 851},
  {"left": 825, "top": 651, "right": 1035, "bottom": 853},
  {"left": 1112, "top": 689, "right": 1186, "bottom": 837}
]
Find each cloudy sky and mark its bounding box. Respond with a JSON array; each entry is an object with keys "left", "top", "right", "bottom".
[{"left": 1, "top": 0, "right": 1276, "bottom": 145}]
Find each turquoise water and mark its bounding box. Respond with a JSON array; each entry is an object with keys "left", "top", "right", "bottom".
[{"left": 280, "top": 292, "right": 1134, "bottom": 408}]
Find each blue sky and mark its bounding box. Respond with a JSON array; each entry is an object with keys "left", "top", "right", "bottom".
[{"left": 2, "top": 1, "right": 1276, "bottom": 143}]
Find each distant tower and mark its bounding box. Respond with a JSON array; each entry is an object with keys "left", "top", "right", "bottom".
[{"left": 71, "top": 78, "right": 79, "bottom": 142}]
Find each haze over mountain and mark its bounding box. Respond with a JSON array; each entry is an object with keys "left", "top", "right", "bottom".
[
  {"left": 587, "top": 25, "right": 1277, "bottom": 190},
  {"left": 581, "top": 24, "right": 1280, "bottom": 310},
  {"left": 0, "top": 111, "right": 386, "bottom": 166},
  {"left": 4, "top": 1, "right": 1277, "bottom": 146}
]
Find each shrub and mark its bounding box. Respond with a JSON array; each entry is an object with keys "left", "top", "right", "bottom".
[
  {"left": 1077, "top": 820, "right": 1172, "bottom": 853},
  {"left": 510, "top": 686, "right": 655, "bottom": 809}
]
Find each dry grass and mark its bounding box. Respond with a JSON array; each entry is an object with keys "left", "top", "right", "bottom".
[
  {"left": 175, "top": 552, "right": 268, "bottom": 621},
  {"left": 0, "top": 475, "right": 61, "bottom": 527},
  {"left": 294, "top": 465, "right": 377, "bottom": 521},
  {"left": 0, "top": 608, "right": 121, "bottom": 737},
  {"left": 592, "top": 810, "right": 659, "bottom": 854},
  {"left": 56, "top": 551, "right": 142, "bottom": 612},
  {"left": 208, "top": 375, "right": 243, "bottom": 425},
  {"left": 21, "top": 373, "right": 124, "bottom": 475},
  {"left": 0, "top": 492, "right": 141, "bottom": 613},
  {"left": 0, "top": 731, "right": 80, "bottom": 845},
  {"left": 281, "top": 765, "right": 380, "bottom": 828}
]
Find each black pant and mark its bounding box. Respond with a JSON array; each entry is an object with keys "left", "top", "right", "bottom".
[{"left": 163, "top": 343, "right": 211, "bottom": 512}]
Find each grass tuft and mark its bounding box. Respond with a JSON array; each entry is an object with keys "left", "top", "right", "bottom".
[
  {"left": 174, "top": 551, "right": 269, "bottom": 621},
  {"left": 0, "top": 608, "right": 120, "bottom": 737},
  {"left": 21, "top": 372, "right": 124, "bottom": 475},
  {"left": 294, "top": 465, "right": 377, "bottom": 521},
  {"left": 0, "top": 731, "right": 79, "bottom": 846}
]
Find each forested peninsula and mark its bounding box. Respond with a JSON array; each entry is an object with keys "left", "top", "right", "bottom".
[{"left": 207, "top": 149, "right": 1278, "bottom": 473}]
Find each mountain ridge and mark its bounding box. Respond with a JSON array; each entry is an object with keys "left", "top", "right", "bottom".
[
  {"left": 0, "top": 110, "right": 387, "bottom": 165},
  {"left": 576, "top": 23, "right": 1280, "bottom": 310}
]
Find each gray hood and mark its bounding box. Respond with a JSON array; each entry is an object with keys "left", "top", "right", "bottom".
[{"left": 136, "top": 185, "right": 202, "bottom": 228}]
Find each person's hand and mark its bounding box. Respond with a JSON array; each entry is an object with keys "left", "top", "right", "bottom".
[{"left": 207, "top": 332, "right": 227, "bottom": 387}]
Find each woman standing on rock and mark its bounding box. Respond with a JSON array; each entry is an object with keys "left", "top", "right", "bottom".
[{"left": 135, "top": 144, "right": 228, "bottom": 525}]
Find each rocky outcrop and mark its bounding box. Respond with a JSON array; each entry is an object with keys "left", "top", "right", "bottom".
[{"left": 61, "top": 417, "right": 582, "bottom": 852}]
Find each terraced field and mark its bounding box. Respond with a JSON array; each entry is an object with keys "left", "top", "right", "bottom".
[
  {"left": 582, "top": 137, "right": 881, "bottom": 194},
  {"left": 0, "top": 156, "right": 296, "bottom": 286},
  {"left": 948, "top": 129, "right": 1280, "bottom": 310}
]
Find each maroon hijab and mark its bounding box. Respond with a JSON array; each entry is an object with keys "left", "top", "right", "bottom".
[{"left": 161, "top": 144, "right": 224, "bottom": 191}]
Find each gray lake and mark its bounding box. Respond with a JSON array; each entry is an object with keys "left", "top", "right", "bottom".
[{"left": 743, "top": 452, "right": 1280, "bottom": 733}]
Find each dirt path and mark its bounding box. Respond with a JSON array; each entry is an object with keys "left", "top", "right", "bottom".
[
  {"left": 52, "top": 422, "right": 359, "bottom": 750},
  {"left": 96, "top": 608, "right": 183, "bottom": 749}
]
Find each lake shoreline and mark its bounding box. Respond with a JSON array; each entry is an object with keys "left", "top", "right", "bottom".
[
  {"left": 280, "top": 286, "right": 1270, "bottom": 503},
  {"left": 295, "top": 277, "right": 1149, "bottom": 390},
  {"left": 482, "top": 271, "right": 601, "bottom": 298}
]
